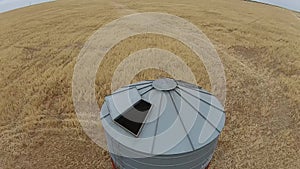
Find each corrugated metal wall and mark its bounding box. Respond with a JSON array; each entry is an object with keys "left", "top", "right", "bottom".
[{"left": 107, "top": 132, "right": 218, "bottom": 169}]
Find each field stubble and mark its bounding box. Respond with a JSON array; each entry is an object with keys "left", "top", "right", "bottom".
[{"left": 0, "top": 0, "right": 299, "bottom": 168}]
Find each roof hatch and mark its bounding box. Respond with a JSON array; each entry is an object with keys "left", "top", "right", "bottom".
[{"left": 114, "top": 99, "right": 152, "bottom": 137}]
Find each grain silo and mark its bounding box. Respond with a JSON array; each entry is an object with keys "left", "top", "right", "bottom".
[{"left": 100, "top": 78, "right": 225, "bottom": 169}]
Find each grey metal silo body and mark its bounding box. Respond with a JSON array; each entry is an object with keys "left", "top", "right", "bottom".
[{"left": 100, "top": 78, "right": 225, "bottom": 169}]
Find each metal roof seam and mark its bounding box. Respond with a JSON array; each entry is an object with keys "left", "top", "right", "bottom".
[
  {"left": 109, "top": 83, "right": 152, "bottom": 96},
  {"left": 101, "top": 113, "right": 110, "bottom": 120},
  {"left": 122, "top": 81, "right": 153, "bottom": 88},
  {"left": 177, "top": 85, "right": 212, "bottom": 96},
  {"left": 168, "top": 91, "right": 196, "bottom": 151},
  {"left": 173, "top": 89, "right": 221, "bottom": 133},
  {"left": 177, "top": 87, "right": 225, "bottom": 113},
  {"left": 140, "top": 87, "right": 154, "bottom": 96},
  {"left": 100, "top": 101, "right": 109, "bottom": 119},
  {"left": 109, "top": 86, "right": 136, "bottom": 96},
  {"left": 105, "top": 100, "right": 113, "bottom": 116},
  {"left": 151, "top": 92, "right": 163, "bottom": 154},
  {"left": 132, "top": 82, "right": 153, "bottom": 88}
]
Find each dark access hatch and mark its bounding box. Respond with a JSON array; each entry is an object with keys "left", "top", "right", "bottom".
[{"left": 114, "top": 99, "right": 152, "bottom": 137}]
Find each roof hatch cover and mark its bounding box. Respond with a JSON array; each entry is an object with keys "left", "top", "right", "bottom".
[{"left": 114, "top": 99, "right": 152, "bottom": 137}]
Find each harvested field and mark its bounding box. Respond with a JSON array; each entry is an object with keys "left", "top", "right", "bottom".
[{"left": 0, "top": 0, "right": 299, "bottom": 168}]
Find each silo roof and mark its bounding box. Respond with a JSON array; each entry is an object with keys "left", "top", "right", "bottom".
[{"left": 100, "top": 78, "right": 225, "bottom": 155}]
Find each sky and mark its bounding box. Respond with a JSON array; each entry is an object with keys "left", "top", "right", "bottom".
[
  {"left": 0, "top": 0, "right": 54, "bottom": 13},
  {"left": 253, "top": 0, "right": 300, "bottom": 12},
  {"left": 0, "top": 0, "right": 300, "bottom": 13}
]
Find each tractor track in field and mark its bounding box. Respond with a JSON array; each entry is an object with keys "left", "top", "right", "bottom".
[{"left": 0, "top": 114, "right": 100, "bottom": 140}]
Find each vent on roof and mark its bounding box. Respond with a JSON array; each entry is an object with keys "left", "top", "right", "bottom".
[{"left": 114, "top": 99, "right": 152, "bottom": 137}]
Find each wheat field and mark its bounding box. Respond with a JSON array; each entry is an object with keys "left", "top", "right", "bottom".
[{"left": 0, "top": 0, "right": 299, "bottom": 168}]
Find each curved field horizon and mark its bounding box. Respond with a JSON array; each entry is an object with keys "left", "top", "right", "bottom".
[{"left": 0, "top": 0, "right": 299, "bottom": 168}]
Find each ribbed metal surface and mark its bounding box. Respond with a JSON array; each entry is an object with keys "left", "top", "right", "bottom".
[
  {"left": 100, "top": 78, "right": 225, "bottom": 169},
  {"left": 107, "top": 133, "right": 217, "bottom": 169}
]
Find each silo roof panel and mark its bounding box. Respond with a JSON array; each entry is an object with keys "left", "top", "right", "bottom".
[
  {"left": 176, "top": 85, "right": 223, "bottom": 111},
  {"left": 138, "top": 85, "right": 154, "bottom": 96},
  {"left": 151, "top": 92, "right": 194, "bottom": 155},
  {"left": 105, "top": 87, "right": 141, "bottom": 120},
  {"left": 100, "top": 101, "right": 110, "bottom": 119},
  {"left": 176, "top": 80, "right": 203, "bottom": 90},
  {"left": 138, "top": 91, "right": 163, "bottom": 138},
  {"left": 101, "top": 78, "right": 226, "bottom": 155}
]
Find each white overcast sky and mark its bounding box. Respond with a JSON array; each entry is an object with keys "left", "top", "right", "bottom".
[
  {"left": 0, "top": 0, "right": 300, "bottom": 13},
  {"left": 0, "top": 0, "right": 54, "bottom": 13},
  {"left": 254, "top": 0, "right": 300, "bottom": 12}
]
